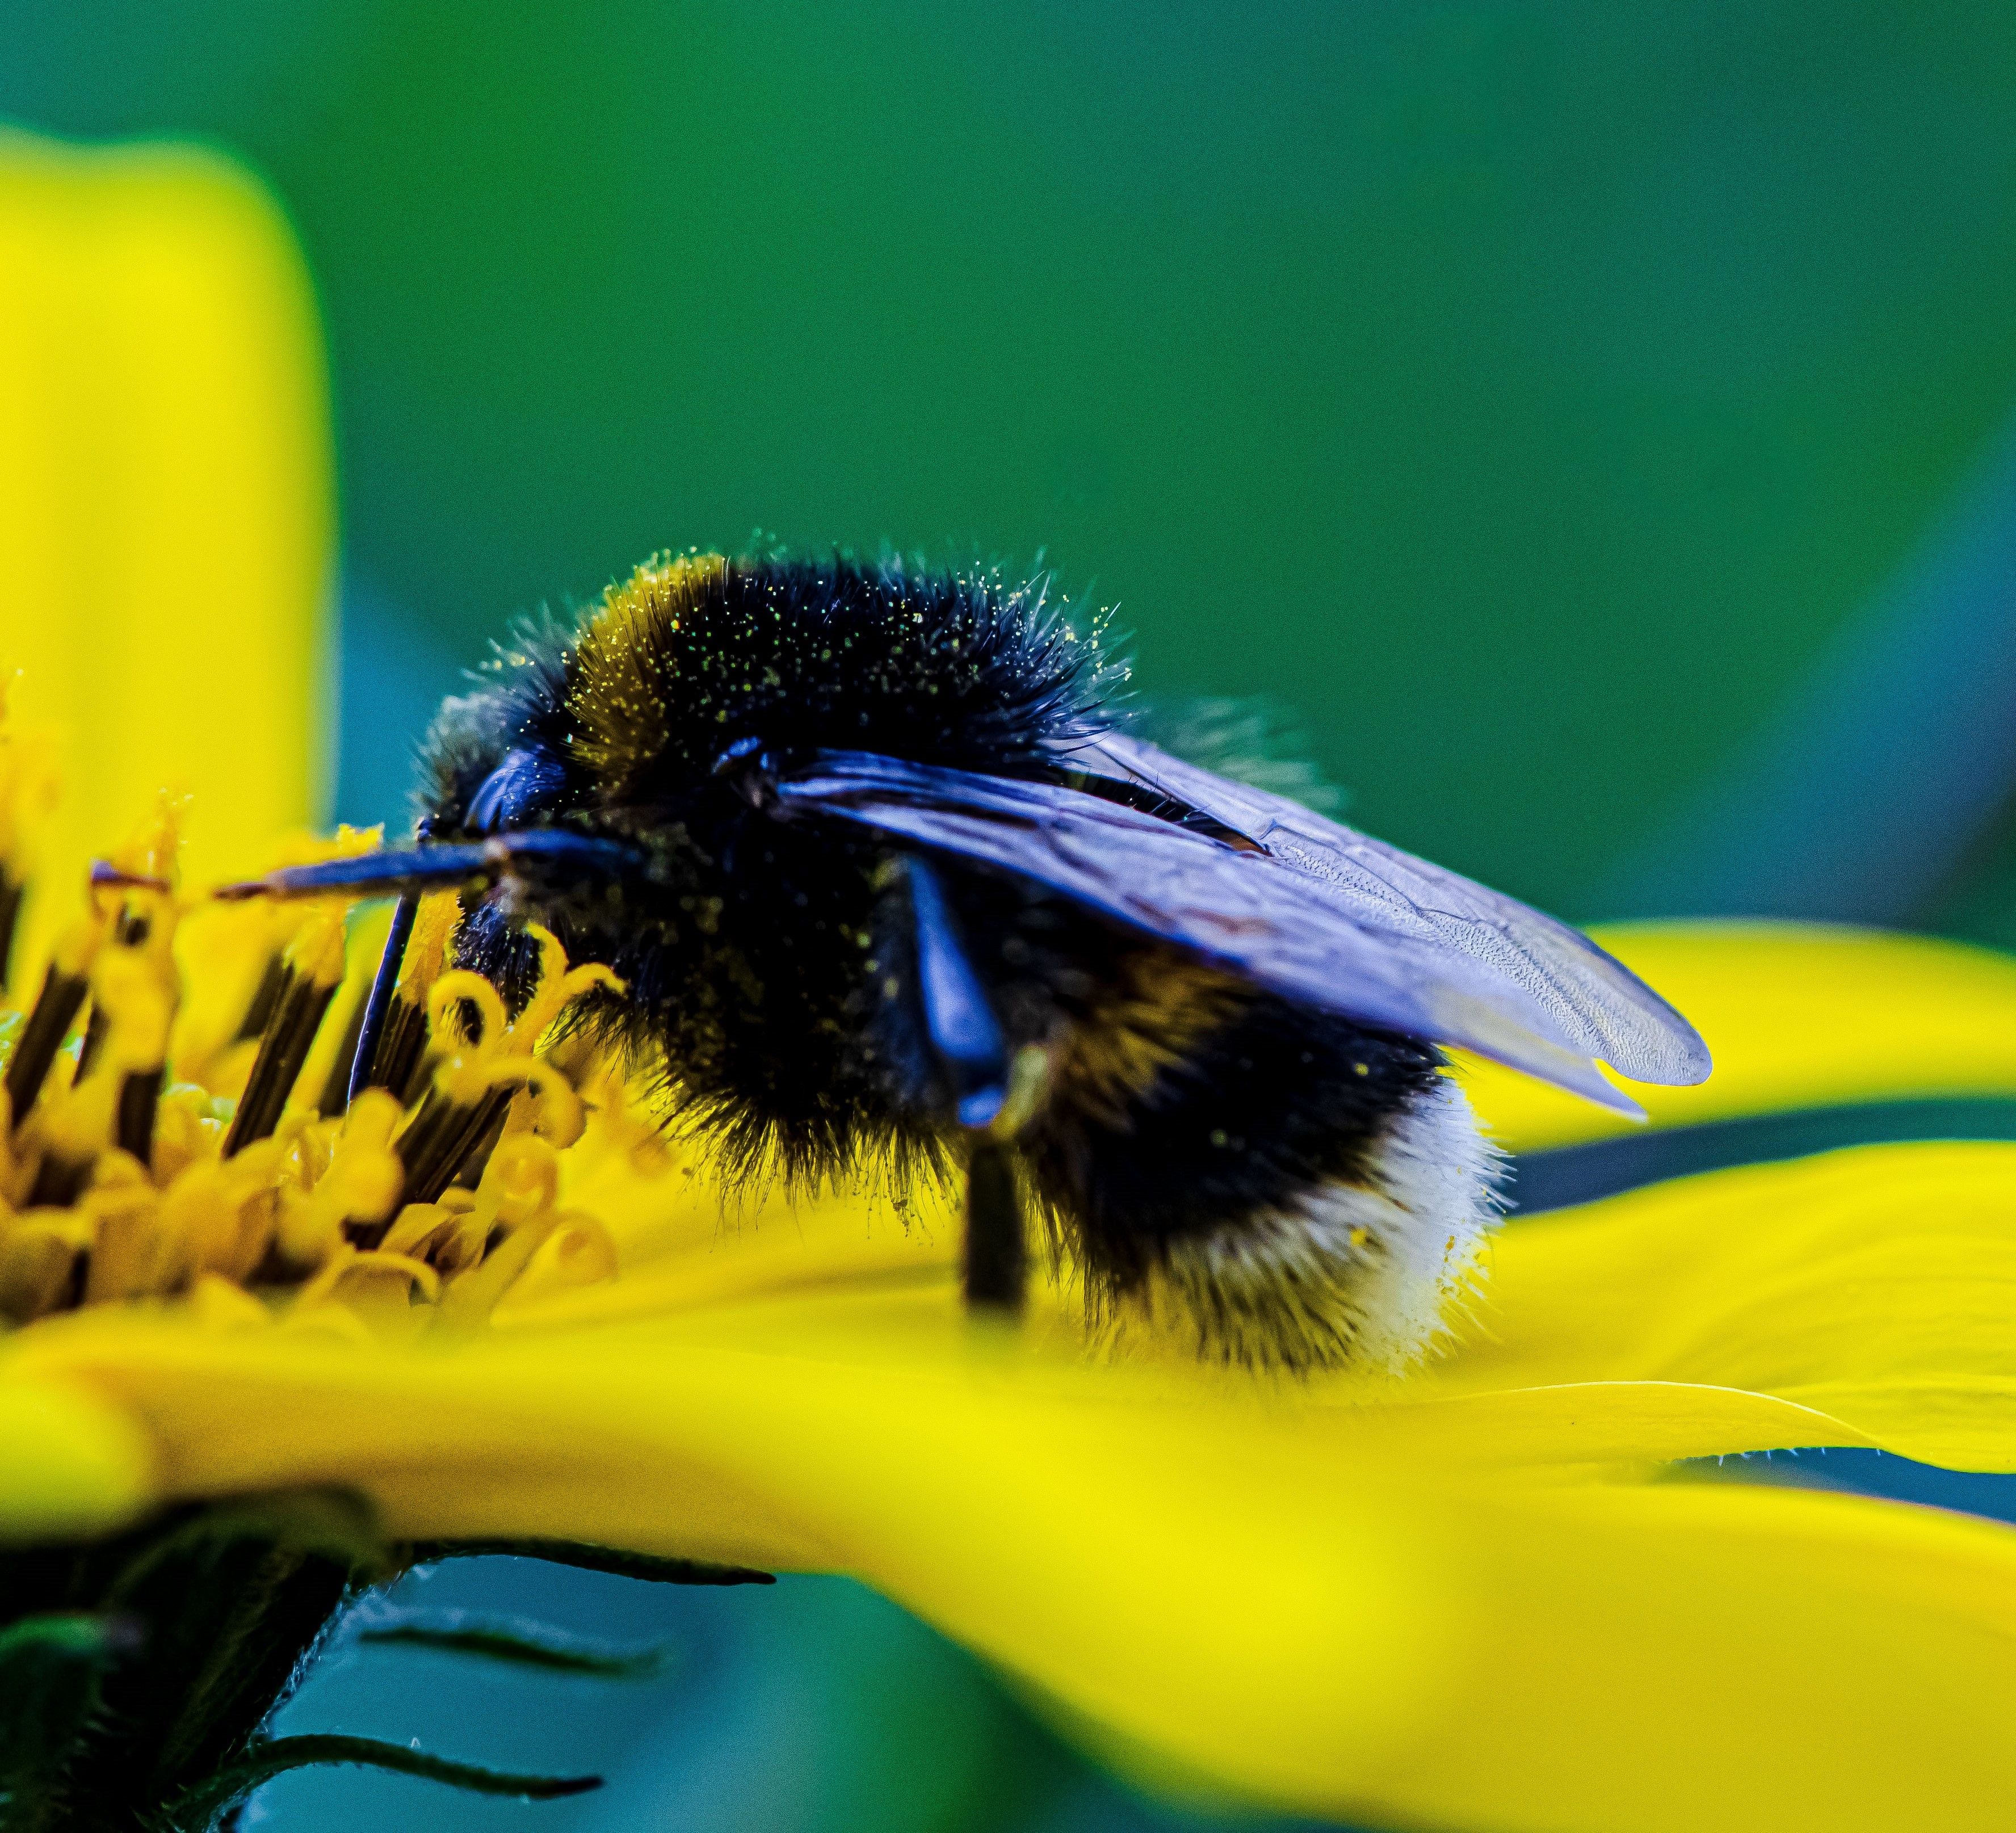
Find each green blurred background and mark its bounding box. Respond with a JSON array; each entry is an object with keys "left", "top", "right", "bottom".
[
  {"left": 11, "top": 2, "right": 2016, "bottom": 1826},
  {"left": 20, "top": 1, "right": 2016, "bottom": 927}
]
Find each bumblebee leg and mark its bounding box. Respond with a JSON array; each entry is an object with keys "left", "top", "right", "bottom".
[
  {"left": 905, "top": 856, "right": 1009, "bottom": 1125},
  {"left": 904, "top": 855, "right": 1027, "bottom": 1311},
  {"left": 963, "top": 1137, "right": 1025, "bottom": 1313}
]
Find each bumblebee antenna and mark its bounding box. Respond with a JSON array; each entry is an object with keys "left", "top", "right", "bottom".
[
  {"left": 209, "top": 828, "right": 644, "bottom": 1112},
  {"left": 212, "top": 830, "right": 642, "bottom": 902},
  {"left": 906, "top": 856, "right": 1044, "bottom": 1313}
]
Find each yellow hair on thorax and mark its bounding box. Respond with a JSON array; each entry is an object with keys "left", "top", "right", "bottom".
[{"left": 568, "top": 553, "right": 726, "bottom": 792}]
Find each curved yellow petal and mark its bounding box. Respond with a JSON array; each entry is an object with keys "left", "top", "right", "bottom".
[
  {"left": 0, "top": 1372, "right": 153, "bottom": 1537},
  {"left": 495, "top": 1130, "right": 2016, "bottom": 1473},
  {"left": 1350, "top": 1477, "right": 2016, "bottom": 1833},
  {"left": 1343, "top": 1378, "right": 1878, "bottom": 1466},
  {"left": 513, "top": 1168, "right": 961, "bottom": 1328},
  {"left": 0, "top": 131, "right": 332, "bottom": 973},
  {"left": 1461, "top": 922, "right": 2016, "bottom": 1151},
  {"left": 1423, "top": 1140, "right": 2016, "bottom": 1468},
  {"left": 6, "top": 1313, "right": 2016, "bottom": 1831},
  {"left": 516, "top": 1136, "right": 2016, "bottom": 1474}
]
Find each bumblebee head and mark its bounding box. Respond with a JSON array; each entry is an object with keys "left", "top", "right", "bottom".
[{"left": 407, "top": 556, "right": 754, "bottom": 873}]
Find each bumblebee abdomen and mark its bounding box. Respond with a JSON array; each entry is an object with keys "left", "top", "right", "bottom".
[
  {"left": 1026, "top": 970, "right": 1439, "bottom": 1268},
  {"left": 1022, "top": 962, "right": 1498, "bottom": 1370}
]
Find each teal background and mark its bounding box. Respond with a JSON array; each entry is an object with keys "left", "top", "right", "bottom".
[
  {"left": 17, "top": 2, "right": 2016, "bottom": 920},
  {"left": 10, "top": 3, "right": 2016, "bottom": 1826}
]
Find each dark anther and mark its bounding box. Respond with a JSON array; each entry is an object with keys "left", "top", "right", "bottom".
[
  {"left": 116, "top": 1068, "right": 162, "bottom": 1166},
  {"left": 5, "top": 962, "right": 90, "bottom": 1132},
  {"left": 963, "top": 1138, "right": 1026, "bottom": 1313},
  {"left": 353, "top": 896, "right": 441, "bottom": 1109},
  {"left": 372, "top": 997, "right": 435, "bottom": 1107},
  {"left": 0, "top": 869, "right": 22, "bottom": 994},
  {"left": 75, "top": 907, "right": 155, "bottom": 1082},
  {"left": 233, "top": 952, "right": 289, "bottom": 1045},
  {"left": 316, "top": 994, "right": 369, "bottom": 1117},
  {"left": 393, "top": 1081, "right": 522, "bottom": 1208},
  {"left": 222, "top": 954, "right": 343, "bottom": 1158},
  {"left": 448, "top": 1094, "right": 514, "bottom": 1192},
  {"left": 73, "top": 1006, "right": 110, "bottom": 1081},
  {"left": 26, "top": 1149, "right": 93, "bottom": 1209}
]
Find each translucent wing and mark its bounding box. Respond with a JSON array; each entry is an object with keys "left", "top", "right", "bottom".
[
  {"left": 1068, "top": 730, "right": 1712, "bottom": 1086},
  {"left": 776, "top": 746, "right": 1710, "bottom": 1115}
]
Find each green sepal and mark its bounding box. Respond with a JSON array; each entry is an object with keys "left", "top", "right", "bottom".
[
  {"left": 403, "top": 1535, "right": 775, "bottom": 1586},
  {"left": 0, "top": 1612, "right": 127, "bottom": 1807},
  {"left": 0, "top": 1491, "right": 395, "bottom": 1831},
  {"left": 153, "top": 1733, "right": 600, "bottom": 1831},
  {"left": 360, "top": 1608, "right": 670, "bottom": 1676}
]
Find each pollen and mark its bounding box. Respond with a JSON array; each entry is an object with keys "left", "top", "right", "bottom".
[{"left": 0, "top": 766, "right": 659, "bottom": 1343}]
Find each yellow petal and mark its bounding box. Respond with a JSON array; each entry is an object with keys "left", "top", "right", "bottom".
[
  {"left": 500, "top": 1132, "right": 2016, "bottom": 1473},
  {"left": 0, "top": 1371, "right": 152, "bottom": 1537},
  {"left": 0, "top": 131, "right": 332, "bottom": 973},
  {"left": 1421, "top": 1140, "right": 2016, "bottom": 1469},
  {"left": 1461, "top": 921, "right": 2016, "bottom": 1151},
  {"left": 1349, "top": 1476, "right": 2016, "bottom": 1833},
  {"left": 514, "top": 1170, "right": 960, "bottom": 1328},
  {"left": 7, "top": 1311, "right": 2016, "bottom": 1831}
]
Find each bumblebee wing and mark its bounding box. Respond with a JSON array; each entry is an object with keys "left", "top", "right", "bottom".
[
  {"left": 1065, "top": 731, "right": 1711, "bottom": 1092},
  {"left": 777, "top": 749, "right": 1708, "bottom": 1115}
]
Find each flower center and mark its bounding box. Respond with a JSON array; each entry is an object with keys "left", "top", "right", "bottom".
[{"left": 0, "top": 790, "right": 647, "bottom": 1340}]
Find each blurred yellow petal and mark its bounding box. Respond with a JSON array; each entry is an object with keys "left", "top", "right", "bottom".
[
  {"left": 1353, "top": 1476, "right": 2016, "bottom": 1833},
  {"left": 0, "top": 130, "right": 332, "bottom": 977},
  {"left": 7, "top": 1311, "right": 2016, "bottom": 1832},
  {"left": 1422, "top": 1141, "right": 2016, "bottom": 1468},
  {"left": 1461, "top": 921, "right": 2016, "bottom": 1151},
  {"left": 0, "top": 1370, "right": 152, "bottom": 1538}
]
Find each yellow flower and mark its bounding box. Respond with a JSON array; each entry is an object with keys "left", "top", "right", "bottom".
[
  {"left": 0, "top": 129, "right": 330, "bottom": 985},
  {"left": 7, "top": 129, "right": 2016, "bottom": 1833},
  {"left": 10, "top": 916, "right": 2016, "bottom": 1833}
]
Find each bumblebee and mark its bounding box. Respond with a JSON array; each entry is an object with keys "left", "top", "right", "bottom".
[{"left": 226, "top": 552, "right": 1710, "bottom": 1369}]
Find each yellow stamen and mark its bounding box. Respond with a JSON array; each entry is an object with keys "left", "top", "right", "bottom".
[
  {"left": 172, "top": 824, "right": 381, "bottom": 1089},
  {"left": 0, "top": 789, "right": 649, "bottom": 1344},
  {"left": 275, "top": 1088, "right": 404, "bottom": 1268}
]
